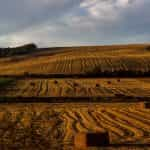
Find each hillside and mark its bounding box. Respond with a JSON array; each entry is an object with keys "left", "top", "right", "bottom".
[
  {"left": 0, "top": 44, "right": 150, "bottom": 76},
  {"left": 0, "top": 43, "right": 37, "bottom": 57},
  {"left": 0, "top": 44, "right": 150, "bottom": 150}
]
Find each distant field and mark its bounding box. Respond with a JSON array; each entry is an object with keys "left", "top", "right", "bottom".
[
  {"left": 1, "top": 78, "right": 150, "bottom": 98},
  {"left": 0, "top": 44, "right": 150, "bottom": 76},
  {"left": 0, "top": 103, "right": 149, "bottom": 149}
]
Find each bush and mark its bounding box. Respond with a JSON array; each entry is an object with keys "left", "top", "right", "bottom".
[
  {"left": 54, "top": 80, "right": 58, "bottom": 84},
  {"left": 85, "top": 66, "right": 102, "bottom": 76},
  {"left": 96, "top": 84, "right": 100, "bottom": 87},
  {"left": 107, "top": 81, "right": 111, "bottom": 84},
  {"left": 145, "top": 46, "right": 150, "bottom": 51},
  {"left": 0, "top": 78, "right": 15, "bottom": 88},
  {"left": 0, "top": 43, "right": 37, "bottom": 57},
  {"left": 117, "top": 79, "right": 121, "bottom": 82}
]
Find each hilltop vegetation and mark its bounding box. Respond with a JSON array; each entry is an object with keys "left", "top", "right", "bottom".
[
  {"left": 0, "top": 43, "right": 37, "bottom": 57},
  {"left": 0, "top": 78, "right": 15, "bottom": 88}
]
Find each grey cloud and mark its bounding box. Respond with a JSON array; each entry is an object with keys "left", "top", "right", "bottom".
[
  {"left": 0, "top": 0, "right": 81, "bottom": 35},
  {"left": 0, "top": 0, "right": 150, "bottom": 47}
]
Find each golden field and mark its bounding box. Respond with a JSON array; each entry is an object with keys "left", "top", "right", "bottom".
[
  {"left": 0, "top": 44, "right": 150, "bottom": 149},
  {"left": 0, "top": 44, "right": 150, "bottom": 75},
  {"left": 1, "top": 78, "right": 150, "bottom": 98},
  {"left": 0, "top": 103, "right": 149, "bottom": 150}
]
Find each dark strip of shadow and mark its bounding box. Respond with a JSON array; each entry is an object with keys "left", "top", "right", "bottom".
[
  {"left": 100, "top": 143, "right": 150, "bottom": 147},
  {"left": 0, "top": 71, "right": 150, "bottom": 79},
  {"left": 0, "top": 96, "right": 150, "bottom": 103}
]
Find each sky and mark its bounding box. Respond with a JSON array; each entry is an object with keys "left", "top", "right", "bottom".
[{"left": 0, "top": 0, "right": 150, "bottom": 47}]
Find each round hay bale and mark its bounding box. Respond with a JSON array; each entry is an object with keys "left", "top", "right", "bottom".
[
  {"left": 74, "top": 131, "right": 110, "bottom": 149},
  {"left": 139, "top": 102, "right": 150, "bottom": 109}
]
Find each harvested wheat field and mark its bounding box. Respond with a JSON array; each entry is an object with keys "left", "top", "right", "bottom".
[
  {"left": 0, "top": 103, "right": 149, "bottom": 150},
  {"left": 0, "top": 44, "right": 150, "bottom": 149},
  {"left": 0, "top": 44, "right": 150, "bottom": 76},
  {"left": 1, "top": 78, "right": 150, "bottom": 98}
]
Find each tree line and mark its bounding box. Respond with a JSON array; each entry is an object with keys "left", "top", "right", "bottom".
[{"left": 0, "top": 43, "right": 37, "bottom": 57}]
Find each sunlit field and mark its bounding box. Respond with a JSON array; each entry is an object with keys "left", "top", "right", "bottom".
[
  {"left": 1, "top": 78, "right": 150, "bottom": 98},
  {"left": 0, "top": 103, "right": 149, "bottom": 150},
  {"left": 0, "top": 44, "right": 150, "bottom": 150},
  {"left": 0, "top": 44, "right": 150, "bottom": 75}
]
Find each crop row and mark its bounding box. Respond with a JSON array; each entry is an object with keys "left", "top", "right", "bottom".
[
  {"left": 2, "top": 78, "right": 150, "bottom": 98},
  {"left": 0, "top": 104, "right": 149, "bottom": 149}
]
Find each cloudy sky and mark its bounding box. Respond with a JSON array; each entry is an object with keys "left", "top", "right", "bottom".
[{"left": 0, "top": 0, "right": 150, "bottom": 47}]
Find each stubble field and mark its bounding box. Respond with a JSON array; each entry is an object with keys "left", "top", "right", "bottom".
[
  {"left": 0, "top": 103, "right": 149, "bottom": 150},
  {"left": 1, "top": 78, "right": 150, "bottom": 98},
  {"left": 0, "top": 44, "right": 150, "bottom": 149},
  {"left": 0, "top": 44, "right": 150, "bottom": 75}
]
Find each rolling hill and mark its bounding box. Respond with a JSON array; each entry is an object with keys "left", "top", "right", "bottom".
[{"left": 0, "top": 44, "right": 150, "bottom": 76}]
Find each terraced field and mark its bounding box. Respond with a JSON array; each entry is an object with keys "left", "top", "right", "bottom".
[
  {"left": 1, "top": 78, "right": 150, "bottom": 98},
  {"left": 0, "top": 44, "right": 150, "bottom": 75},
  {"left": 0, "top": 103, "right": 149, "bottom": 150},
  {"left": 0, "top": 44, "right": 150, "bottom": 149}
]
